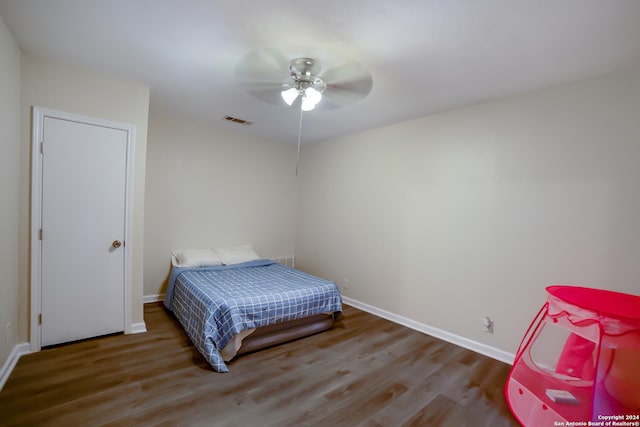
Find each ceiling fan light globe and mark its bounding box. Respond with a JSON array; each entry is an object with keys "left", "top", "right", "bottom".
[
  {"left": 301, "top": 98, "right": 316, "bottom": 111},
  {"left": 281, "top": 87, "right": 299, "bottom": 106},
  {"left": 304, "top": 87, "right": 322, "bottom": 105}
]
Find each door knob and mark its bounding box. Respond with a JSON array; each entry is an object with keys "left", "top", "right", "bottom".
[{"left": 112, "top": 240, "right": 122, "bottom": 249}]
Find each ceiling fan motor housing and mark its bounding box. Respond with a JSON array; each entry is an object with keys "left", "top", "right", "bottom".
[
  {"left": 290, "top": 58, "right": 320, "bottom": 82},
  {"left": 289, "top": 57, "right": 326, "bottom": 93}
]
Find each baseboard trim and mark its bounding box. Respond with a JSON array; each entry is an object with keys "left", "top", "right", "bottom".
[
  {"left": 341, "top": 296, "right": 515, "bottom": 365},
  {"left": 0, "top": 343, "right": 30, "bottom": 391},
  {"left": 130, "top": 322, "right": 147, "bottom": 334},
  {"left": 143, "top": 294, "right": 165, "bottom": 304},
  {"left": 141, "top": 293, "right": 514, "bottom": 363}
]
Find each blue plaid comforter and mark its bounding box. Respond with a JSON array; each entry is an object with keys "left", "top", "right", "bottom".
[{"left": 164, "top": 259, "right": 342, "bottom": 372}]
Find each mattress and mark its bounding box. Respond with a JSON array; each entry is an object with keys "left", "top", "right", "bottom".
[{"left": 164, "top": 259, "right": 342, "bottom": 372}]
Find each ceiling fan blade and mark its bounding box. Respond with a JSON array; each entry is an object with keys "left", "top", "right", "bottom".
[
  {"left": 315, "top": 74, "right": 373, "bottom": 110},
  {"left": 240, "top": 80, "right": 287, "bottom": 91},
  {"left": 236, "top": 48, "right": 295, "bottom": 106},
  {"left": 243, "top": 87, "right": 288, "bottom": 106},
  {"left": 326, "top": 74, "right": 373, "bottom": 96},
  {"left": 320, "top": 60, "right": 370, "bottom": 85},
  {"left": 236, "top": 80, "right": 283, "bottom": 104},
  {"left": 235, "top": 48, "right": 290, "bottom": 86},
  {"left": 317, "top": 60, "right": 373, "bottom": 109}
]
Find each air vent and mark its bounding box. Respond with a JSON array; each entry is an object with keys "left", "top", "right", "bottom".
[{"left": 224, "top": 115, "right": 252, "bottom": 125}]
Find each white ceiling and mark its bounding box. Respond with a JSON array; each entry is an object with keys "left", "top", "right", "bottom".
[{"left": 2, "top": 0, "right": 640, "bottom": 143}]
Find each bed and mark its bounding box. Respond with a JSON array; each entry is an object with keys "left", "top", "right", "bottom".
[{"left": 164, "top": 254, "right": 342, "bottom": 372}]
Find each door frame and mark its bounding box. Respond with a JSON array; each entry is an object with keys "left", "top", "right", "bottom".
[{"left": 30, "top": 106, "right": 136, "bottom": 352}]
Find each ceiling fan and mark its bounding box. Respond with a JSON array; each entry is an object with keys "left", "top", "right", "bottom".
[
  {"left": 236, "top": 48, "right": 373, "bottom": 111},
  {"left": 236, "top": 48, "right": 373, "bottom": 173},
  {"left": 280, "top": 57, "right": 326, "bottom": 112}
]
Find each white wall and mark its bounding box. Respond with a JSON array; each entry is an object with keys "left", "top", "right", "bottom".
[
  {"left": 0, "top": 15, "right": 21, "bottom": 372},
  {"left": 19, "top": 54, "right": 150, "bottom": 335},
  {"left": 296, "top": 67, "right": 640, "bottom": 356},
  {"left": 143, "top": 114, "right": 298, "bottom": 297}
]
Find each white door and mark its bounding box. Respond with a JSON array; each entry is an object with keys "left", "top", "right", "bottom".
[{"left": 40, "top": 116, "right": 128, "bottom": 346}]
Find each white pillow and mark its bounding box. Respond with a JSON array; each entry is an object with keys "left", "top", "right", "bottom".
[
  {"left": 172, "top": 249, "right": 223, "bottom": 267},
  {"left": 214, "top": 245, "right": 261, "bottom": 265}
]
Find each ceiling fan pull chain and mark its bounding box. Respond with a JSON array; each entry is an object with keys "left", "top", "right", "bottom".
[{"left": 296, "top": 104, "right": 303, "bottom": 176}]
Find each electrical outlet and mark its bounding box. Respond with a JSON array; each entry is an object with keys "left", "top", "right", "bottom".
[
  {"left": 483, "top": 316, "right": 494, "bottom": 333},
  {"left": 343, "top": 278, "right": 350, "bottom": 290}
]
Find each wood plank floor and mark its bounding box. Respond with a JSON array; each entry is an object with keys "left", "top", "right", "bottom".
[{"left": 0, "top": 303, "right": 519, "bottom": 427}]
